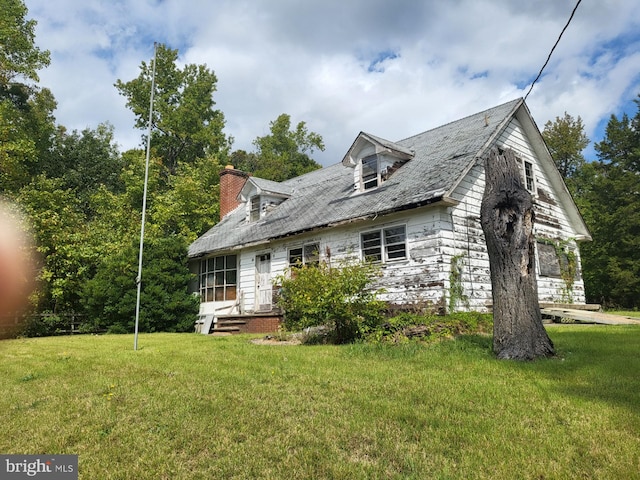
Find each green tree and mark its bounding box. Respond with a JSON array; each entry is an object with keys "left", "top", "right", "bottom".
[
  {"left": 542, "top": 112, "right": 589, "bottom": 193},
  {"left": 0, "top": 0, "right": 55, "bottom": 193},
  {"left": 115, "top": 44, "right": 229, "bottom": 174},
  {"left": 39, "top": 123, "right": 124, "bottom": 213},
  {"left": 579, "top": 98, "right": 640, "bottom": 308},
  {"left": 83, "top": 235, "right": 199, "bottom": 333},
  {"left": 251, "top": 113, "right": 324, "bottom": 181},
  {"left": 0, "top": 0, "right": 50, "bottom": 86},
  {"left": 148, "top": 156, "right": 222, "bottom": 241},
  {"left": 17, "top": 176, "right": 90, "bottom": 313}
]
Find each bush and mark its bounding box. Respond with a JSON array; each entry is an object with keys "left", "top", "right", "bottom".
[{"left": 276, "top": 261, "right": 385, "bottom": 344}]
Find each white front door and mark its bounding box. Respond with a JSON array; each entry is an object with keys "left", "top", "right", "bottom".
[{"left": 255, "top": 253, "right": 272, "bottom": 312}]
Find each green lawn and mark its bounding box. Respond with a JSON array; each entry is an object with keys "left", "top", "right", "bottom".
[
  {"left": 1, "top": 327, "right": 639, "bottom": 479},
  {"left": 607, "top": 310, "right": 640, "bottom": 318}
]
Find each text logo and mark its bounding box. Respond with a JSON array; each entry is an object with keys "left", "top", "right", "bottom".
[{"left": 0, "top": 455, "right": 77, "bottom": 479}]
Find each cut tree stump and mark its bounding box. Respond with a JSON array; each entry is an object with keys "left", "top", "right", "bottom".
[{"left": 480, "top": 148, "right": 554, "bottom": 360}]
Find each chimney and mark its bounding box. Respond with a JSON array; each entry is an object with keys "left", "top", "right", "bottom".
[{"left": 219, "top": 166, "right": 249, "bottom": 219}]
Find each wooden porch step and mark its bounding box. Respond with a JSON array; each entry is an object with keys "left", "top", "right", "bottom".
[
  {"left": 212, "top": 326, "right": 241, "bottom": 333},
  {"left": 216, "top": 319, "right": 247, "bottom": 326}
]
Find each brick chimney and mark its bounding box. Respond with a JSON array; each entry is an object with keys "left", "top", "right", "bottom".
[{"left": 219, "top": 166, "right": 249, "bottom": 219}]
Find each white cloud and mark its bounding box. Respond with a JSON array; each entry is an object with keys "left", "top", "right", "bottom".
[{"left": 25, "top": 0, "right": 640, "bottom": 165}]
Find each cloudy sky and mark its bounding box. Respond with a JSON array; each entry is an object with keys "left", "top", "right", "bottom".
[{"left": 26, "top": 0, "right": 640, "bottom": 166}]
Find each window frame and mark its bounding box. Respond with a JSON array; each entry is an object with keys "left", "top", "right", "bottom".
[
  {"left": 199, "top": 254, "right": 238, "bottom": 302},
  {"left": 523, "top": 160, "right": 535, "bottom": 193},
  {"left": 249, "top": 196, "right": 261, "bottom": 222},
  {"left": 288, "top": 242, "right": 320, "bottom": 267},
  {"left": 361, "top": 154, "right": 380, "bottom": 191},
  {"left": 360, "top": 225, "right": 407, "bottom": 263}
]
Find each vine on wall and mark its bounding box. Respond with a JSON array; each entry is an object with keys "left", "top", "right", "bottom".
[
  {"left": 538, "top": 237, "right": 577, "bottom": 303},
  {"left": 449, "top": 254, "right": 469, "bottom": 313}
]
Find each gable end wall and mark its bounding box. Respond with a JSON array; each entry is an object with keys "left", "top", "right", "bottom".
[{"left": 448, "top": 117, "right": 586, "bottom": 309}]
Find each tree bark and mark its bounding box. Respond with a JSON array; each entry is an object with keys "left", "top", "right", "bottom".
[{"left": 480, "top": 148, "right": 554, "bottom": 360}]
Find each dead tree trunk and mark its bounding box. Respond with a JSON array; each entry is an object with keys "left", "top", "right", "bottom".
[{"left": 480, "top": 148, "right": 554, "bottom": 360}]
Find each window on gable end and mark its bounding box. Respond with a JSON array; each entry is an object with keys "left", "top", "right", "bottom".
[{"left": 523, "top": 160, "right": 535, "bottom": 193}]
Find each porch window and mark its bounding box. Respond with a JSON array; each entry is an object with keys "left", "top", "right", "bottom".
[
  {"left": 361, "top": 225, "right": 407, "bottom": 262},
  {"left": 288, "top": 242, "right": 320, "bottom": 267},
  {"left": 200, "top": 255, "right": 237, "bottom": 302}
]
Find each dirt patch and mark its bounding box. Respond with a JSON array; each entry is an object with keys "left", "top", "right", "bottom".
[{"left": 250, "top": 335, "right": 302, "bottom": 346}]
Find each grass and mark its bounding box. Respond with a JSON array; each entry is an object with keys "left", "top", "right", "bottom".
[
  {"left": 607, "top": 310, "right": 640, "bottom": 318},
  {"left": 1, "top": 327, "right": 640, "bottom": 479}
]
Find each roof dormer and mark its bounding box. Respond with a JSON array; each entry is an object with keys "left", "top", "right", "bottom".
[
  {"left": 342, "top": 132, "right": 414, "bottom": 193},
  {"left": 238, "top": 177, "right": 293, "bottom": 222}
]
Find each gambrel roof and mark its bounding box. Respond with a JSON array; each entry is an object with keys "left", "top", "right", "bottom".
[{"left": 189, "top": 98, "right": 589, "bottom": 258}]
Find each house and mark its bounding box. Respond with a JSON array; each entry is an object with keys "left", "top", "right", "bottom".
[{"left": 188, "top": 98, "right": 591, "bottom": 334}]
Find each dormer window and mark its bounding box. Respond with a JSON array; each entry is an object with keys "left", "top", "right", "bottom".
[
  {"left": 240, "top": 177, "right": 293, "bottom": 223},
  {"left": 362, "top": 155, "right": 379, "bottom": 190},
  {"left": 250, "top": 196, "right": 261, "bottom": 222},
  {"left": 342, "top": 132, "right": 415, "bottom": 194},
  {"left": 357, "top": 154, "right": 409, "bottom": 192}
]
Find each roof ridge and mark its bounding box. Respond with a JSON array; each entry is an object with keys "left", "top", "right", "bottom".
[{"left": 396, "top": 97, "right": 522, "bottom": 144}]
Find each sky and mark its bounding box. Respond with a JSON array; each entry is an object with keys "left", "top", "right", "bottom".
[{"left": 25, "top": 0, "right": 640, "bottom": 167}]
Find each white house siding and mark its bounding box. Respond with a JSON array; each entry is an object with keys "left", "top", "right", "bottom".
[
  {"left": 447, "top": 162, "right": 493, "bottom": 311},
  {"left": 198, "top": 208, "right": 457, "bottom": 315},
  {"left": 445, "top": 117, "right": 587, "bottom": 312}
]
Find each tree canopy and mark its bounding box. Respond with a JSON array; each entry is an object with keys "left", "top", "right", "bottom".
[
  {"left": 577, "top": 98, "right": 640, "bottom": 308},
  {"left": 0, "top": 0, "right": 50, "bottom": 86},
  {"left": 249, "top": 113, "right": 324, "bottom": 181},
  {"left": 115, "top": 44, "right": 229, "bottom": 174},
  {"left": 542, "top": 112, "right": 589, "bottom": 194}
]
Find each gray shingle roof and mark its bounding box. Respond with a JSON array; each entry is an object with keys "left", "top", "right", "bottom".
[
  {"left": 242, "top": 177, "right": 293, "bottom": 197},
  {"left": 189, "top": 98, "right": 522, "bottom": 257}
]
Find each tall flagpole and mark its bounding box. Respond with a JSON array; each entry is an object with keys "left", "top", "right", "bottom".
[{"left": 134, "top": 42, "right": 158, "bottom": 351}]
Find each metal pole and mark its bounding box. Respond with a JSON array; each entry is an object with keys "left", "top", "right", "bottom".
[{"left": 134, "top": 42, "right": 158, "bottom": 351}]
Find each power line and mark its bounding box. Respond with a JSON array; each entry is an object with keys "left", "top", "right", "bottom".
[{"left": 524, "top": 0, "right": 582, "bottom": 101}]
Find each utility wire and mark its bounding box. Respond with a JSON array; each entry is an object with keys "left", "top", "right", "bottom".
[{"left": 524, "top": 0, "right": 582, "bottom": 101}]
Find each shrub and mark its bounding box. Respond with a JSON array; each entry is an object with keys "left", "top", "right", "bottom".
[{"left": 276, "top": 261, "right": 385, "bottom": 344}]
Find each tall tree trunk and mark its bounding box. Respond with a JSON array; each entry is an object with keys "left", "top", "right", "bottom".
[{"left": 480, "top": 148, "right": 554, "bottom": 360}]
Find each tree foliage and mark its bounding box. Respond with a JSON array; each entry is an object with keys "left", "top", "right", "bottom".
[
  {"left": 577, "top": 98, "right": 640, "bottom": 308},
  {"left": 250, "top": 113, "right": 324, "bottom": 181},
  {"left": 115, "top": 44, "right": 229, "bottom": 174},
  {"left": 83, "top": 235, "right": 199, "bottom": 333},
  {"left": 0, "top": 0, "right": 50, "bottom": 85},
  {"left": 17, "top": 176, "right": 90, "bottom": 313},
  {"left": 542, "top": 112, "right": 589, "bottom": 194}
]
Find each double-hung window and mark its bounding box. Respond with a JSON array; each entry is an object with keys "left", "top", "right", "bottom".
[
  {"left": 361, "top": 226, "right": 407, "bottom": 262},
  {"left": 249, "top": 196, "right": 261, "bottom": 221},
  {"left": 523, "top": 160, "right": 535, "bottom": 192},
  {"left": 288, "top": 242, "right": 320, "bottom": 267},
  {"left": 361, "top": 155, "right": 379, "bottom": 190},
  {"left": 200, "top": 255, "right": 237, "bottom": 302}
]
